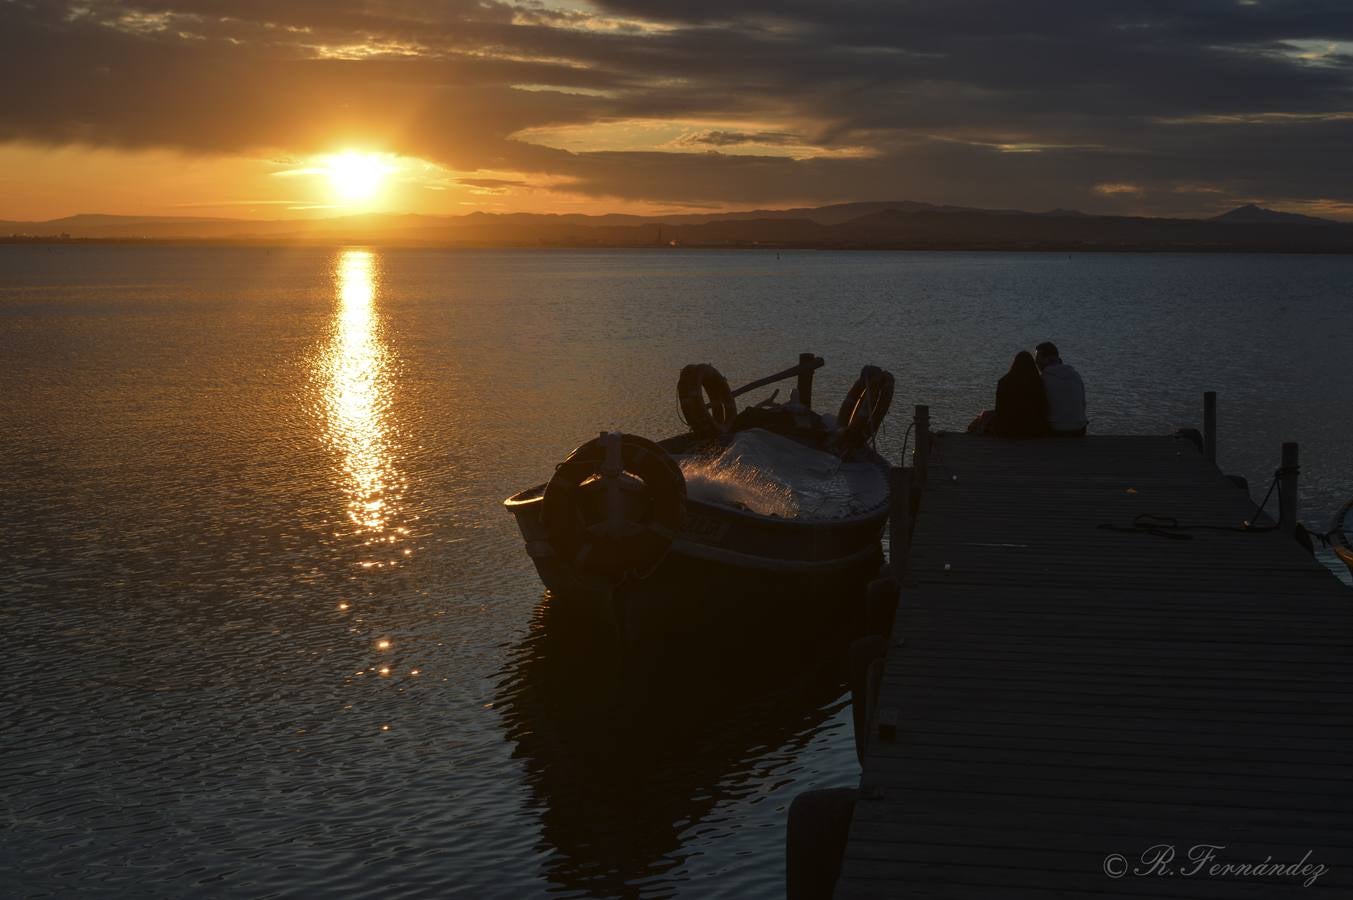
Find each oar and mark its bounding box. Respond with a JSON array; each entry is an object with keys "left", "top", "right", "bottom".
[{"left": 728, "top": 355, "right": 824, "bottom": 400}]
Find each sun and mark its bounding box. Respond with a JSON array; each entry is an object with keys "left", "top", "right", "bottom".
[{"left": 323, "top": 151, "right": 394, "bottom": 205}]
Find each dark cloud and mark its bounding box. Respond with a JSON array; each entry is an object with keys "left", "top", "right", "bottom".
[
  {"left": 0, "top": 1, "right": 598, "bottom": 169},
  {"left": 681, "top": 130, "right": 803, "bottom": 147},
  {"left": 1, "top": 0, "right": 1352, "bottom": 215},
  {"left": 457, "top": 177, "right": 530, "bottom": 188}
]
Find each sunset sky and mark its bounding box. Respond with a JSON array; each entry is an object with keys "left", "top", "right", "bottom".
[{"left": 2, "top": 0, "right": 1352, "bottom": 221}]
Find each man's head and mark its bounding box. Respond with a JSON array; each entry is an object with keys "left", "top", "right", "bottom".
[{"left": 1034, "top": 341, "right": 1061, "bottom": 371}]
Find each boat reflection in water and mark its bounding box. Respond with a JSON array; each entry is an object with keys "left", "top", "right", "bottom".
[{"left": 497, "top": 587, "right": 871, "bottom": 897}]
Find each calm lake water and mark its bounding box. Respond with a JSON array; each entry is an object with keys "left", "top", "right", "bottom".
[{"left": 2, "top": 246, "right": 1350, "bottom": 898}]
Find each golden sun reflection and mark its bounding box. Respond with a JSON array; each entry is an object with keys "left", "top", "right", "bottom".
[{"left": 322, "top": 249, "right": 404, "bottom": 544}]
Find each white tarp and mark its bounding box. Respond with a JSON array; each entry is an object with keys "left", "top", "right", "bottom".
[{"left": 677, "top": 428, "right": 888, "bottom": 519}]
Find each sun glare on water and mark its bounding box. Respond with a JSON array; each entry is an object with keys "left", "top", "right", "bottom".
[{"left": 323, "top": 151, "right": 394, "bottom": 204}]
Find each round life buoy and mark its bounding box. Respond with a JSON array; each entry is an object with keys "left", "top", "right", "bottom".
[
  {"left": 837, "top": 366, "right": 894, "bottom": 449},
  {"left": 678, "top": 364, "right": 737, "bottom": 436},
  {"left": 541, "top": 433, "right": 686, "bottom": 579}
]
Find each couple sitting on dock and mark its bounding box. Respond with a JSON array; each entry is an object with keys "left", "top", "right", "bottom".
[{"left": 968, "top": 341, "right": 1087, "bottom": 438}]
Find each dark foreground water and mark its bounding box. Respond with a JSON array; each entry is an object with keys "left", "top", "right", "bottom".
[{"left": 2, "top": 246, "right": 1350, "bottom": 898}]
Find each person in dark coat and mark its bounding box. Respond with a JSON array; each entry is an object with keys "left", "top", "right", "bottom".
[{"left": 985, "top": 351, "right": 1050, "bottom": 438}]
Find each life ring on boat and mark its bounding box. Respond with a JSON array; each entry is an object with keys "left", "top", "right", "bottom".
[
  {"left": 678, "top": 364, "right": 737, "bottom": 437},
  {"left": 541, "top": 432, "right": 686, "bottom": 579},
  {"left": 837, "top": 366, "right": 894, "bottom": 448}
]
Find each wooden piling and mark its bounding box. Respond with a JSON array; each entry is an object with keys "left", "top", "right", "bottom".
[
  {"left": 1203, "top": 390, "right": 1217, "bottom": 463},
  {"left": 865, "top": 576, "right": 900, "bottom": 640},
  {"left": 1280, "top": 441, "right": 1299, "bottom": 534},
  {"left": 912, "top": 405, "right": 930, "bottom": 485},
  {"left": 888, "top": 466, "right": 911, "bottom": 586},
  {"left": 847, "top": 636, "right": 887, "bottom": 765},
  {"left": 786, "top": 788, "right": 856, "bottom": 900},
  {"left": 797, "top": 352, "right": 816, "bottom": 409}
]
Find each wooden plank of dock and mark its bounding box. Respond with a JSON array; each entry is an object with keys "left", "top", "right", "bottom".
[{"left": 835, "top": 433, "right": 1353, "bottom": 899}]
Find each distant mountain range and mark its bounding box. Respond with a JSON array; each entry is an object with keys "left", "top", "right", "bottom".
[
  {"left": 1208, "top": 204, "right": 1337, "bottom": 226},
  {"left": 3, "top": 202, "right": 1350, "bottom": 252}
]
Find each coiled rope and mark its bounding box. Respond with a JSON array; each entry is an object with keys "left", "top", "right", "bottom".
[{"left": 1097, "top": 464, "right": 1299, "bottom": 541}]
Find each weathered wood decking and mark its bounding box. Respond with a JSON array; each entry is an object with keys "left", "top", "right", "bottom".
[{"left": 835, "top": 433, "right": 1353, "bottom": 899}]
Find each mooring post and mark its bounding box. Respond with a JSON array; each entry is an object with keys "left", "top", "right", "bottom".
[
  {"left": 1280, "top": 442, "right": 1299, "bottom": 534},
  {"left": 913, "top": 405, "right": 931, "bottom": 485},
  {"left": 889, "top": 466, "right": 911, "bottom": 586},
  {"left": 786, "top": 788, "right": 856, "bottom": 900},
  {"left": 847, "top": 635, "right": 888, "bottom": 765},
  {"left": 866, "top": 576, "right": 899, "bottom": 640},
  {"left": 1203, "top": 391, "right": 1217, "bottom": 464},
  {"left": 797, "top": 352, "right": 815, "bottom": 409}
]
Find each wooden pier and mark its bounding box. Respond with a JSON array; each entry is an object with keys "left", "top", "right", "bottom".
[{"left": 833, "top": 425, "right": 1353, "bottom": 898}]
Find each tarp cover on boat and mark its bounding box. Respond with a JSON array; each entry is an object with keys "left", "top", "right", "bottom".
[{"left": 677, "top": 428, "right": 888, "bottom": 519}]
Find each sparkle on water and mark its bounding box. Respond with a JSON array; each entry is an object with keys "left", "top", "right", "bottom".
[{"left": 324, "top": 249, "right": 398, "bottom": 534}]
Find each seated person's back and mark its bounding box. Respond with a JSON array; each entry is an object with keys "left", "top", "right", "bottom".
[
  {"left": 1035, "top": 341, "right": 1087, "bottom": 434},
  {"left": 990, "top": 351, "right": 1049, "bottom": 438}
]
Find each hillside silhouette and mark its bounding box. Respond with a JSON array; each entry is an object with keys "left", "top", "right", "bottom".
[{"left": 5, "top": 203, "right": 1351, "bottom": 252}]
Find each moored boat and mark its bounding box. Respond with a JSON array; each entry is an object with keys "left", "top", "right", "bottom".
[
  {"left": 1331, "top": 497, "right": 1353, "bottom": 577},
  {"left": 504, "top": 355, "right": 896, "bottom": 642}
]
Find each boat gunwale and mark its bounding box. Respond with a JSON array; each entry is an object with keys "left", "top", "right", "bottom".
[
  {"left": 505, "top": 485, "right": 889, "bottom": 529},
  {"left": 503, "top": 431, "right": 892, "bottom": 529}
]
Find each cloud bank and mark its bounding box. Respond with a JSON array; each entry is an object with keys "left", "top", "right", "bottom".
[{"left": 3, "top": 0, "right": 1352, "bottom": 216}]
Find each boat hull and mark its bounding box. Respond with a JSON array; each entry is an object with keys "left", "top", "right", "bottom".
[
  {"left": 505, "top": 483, "right": 889, "bottom": 644},
  {"left": 1332, "top": 498, "right": 1353, "bottom": 578}
]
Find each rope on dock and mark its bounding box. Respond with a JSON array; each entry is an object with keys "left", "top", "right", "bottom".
[{"left": 1097, "top": 465, "right": 1299, "bottom": 539}]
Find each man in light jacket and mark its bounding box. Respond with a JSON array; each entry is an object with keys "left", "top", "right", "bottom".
[{"left": 1034, "top": 341, "right": 1087, "bottom": 436}]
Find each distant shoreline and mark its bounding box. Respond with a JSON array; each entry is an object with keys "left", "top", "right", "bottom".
[
  {"left": 5, "top": 236, "right": 1353, "bottom": 254},
  {"left": 6, "top": 201, "right": 1352, "bottom": 254}
]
